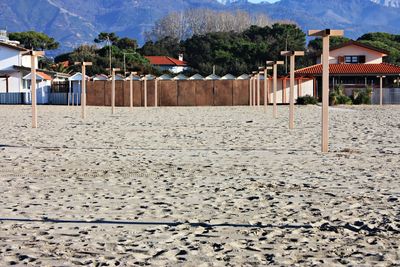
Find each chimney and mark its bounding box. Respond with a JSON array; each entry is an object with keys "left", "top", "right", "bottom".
[{"left": 178, "top": 53, "right": 183, "bottom": 62}]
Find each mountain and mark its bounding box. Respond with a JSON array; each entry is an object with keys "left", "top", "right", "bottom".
[{"left": 0, "top": 0, "right": 399, "bottom": 55}]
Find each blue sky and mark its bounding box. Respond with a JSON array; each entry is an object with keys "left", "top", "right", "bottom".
[{"left": 249, "top": 0, "right": 280, "bottom": 3}]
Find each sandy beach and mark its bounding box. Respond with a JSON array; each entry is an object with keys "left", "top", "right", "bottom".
[{"left": 0, "top": 105, "right": 399, "bottom": 266}]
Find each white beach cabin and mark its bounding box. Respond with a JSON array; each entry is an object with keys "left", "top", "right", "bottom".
[
  {"left": 68, "top": 72, "right": 89, "bottom": 105},
  {"left": 22, "top": 71, "right": 52, "bottom": 104}
]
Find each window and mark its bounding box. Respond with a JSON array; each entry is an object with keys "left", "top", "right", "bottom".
[{"left": 344, "top": 55, "right": 366, "bottom": 64}]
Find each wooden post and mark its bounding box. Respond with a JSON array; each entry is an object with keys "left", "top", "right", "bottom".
[
  {"left": 253, "top": 75, "right": 256, "bottom": 107},
  {"left": 249, "top": 76, "right": 253, "bottom": 106},
  {"left": 130, "top": 74, "right": 133, "bottom": 109},
  {"left": 281, "top": 51, "right": 304, "bottom": 129},
  {"left": 309, "top": 29, "right": 344, "bottom": 153},
  {"left": 264, "top": 71, "right": 267, "bottom": 111},
  {"left": 273, "top": 64, "right": 277, "bottom": 118},
  {"left": 108, "top": 68, "right": 120, "bottom": 114},
  {"left": 252, "top": 71, "right": 257, "bottom": 107},
  {"left": 26, "top": 51, "right": 44, "bottom": 128},
  {"left": 257, "top": 72, "right": 260, "bottom": 106},
  {"left": 264, "top": 66, "right": 272, "bottom": 112},
  {"left": 31, "top": 54, "right": 37, "bottom": 128},
  {"left": 126, "top": 71, "right": 137, "bottom": 110},
  {"left": 267, "top": 61, "right": 284, "bottom": 118},
  {"left": 144, "top": 76, "right": 148, "bottom": 108},
  {"left": 378, "top": 75, "right": 386, "bottom": 106},
  {"left": 75, "top": 62, "right": 92, "bottom": 119},
  {"left": 155, "top": 77, "right": 158, "bottom": 107}
]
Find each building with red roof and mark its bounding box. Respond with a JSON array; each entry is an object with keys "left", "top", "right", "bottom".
[
  {"left": 145, "top": 54, "right": 188, "bottom": 74},
  {"left": 295, "top": 41, "right": 400, "bottom": 98}
]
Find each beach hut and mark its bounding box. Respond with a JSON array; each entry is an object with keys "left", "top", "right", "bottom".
[
  {"left": 221, "top": 74, "right": 236, "bottom": 80},
  {"left": 112, "top": 74, "right": 125, "bottom": 81},
  {"left": 68, "top": 72, "right": 89, "bottom": 105},
  {"left": 22, "top": 72, "right": 52, "bottom": 104},
  {"left": 173, "top": 74, "right": 188, "bottom": 80},
  {"left": 158, "top": 74, "right": 173, "bottom": 80},
  {"left": 92, "top": 74, "right": 108, "bottom": 81},
  {"left": 188, "top": 74, "right": 204, "bottom": 80},
  {"left": 142, "top": 74, "right": 156, "bottom": 80},
  {"left": 237, "top": 74, "right": 250, "bottom": 80},
  {"left": 125, "top": 73, "right": 141, "bottom": 81},
  {"left": 205, "top": 74, "right": 221, "bottom": 80}
]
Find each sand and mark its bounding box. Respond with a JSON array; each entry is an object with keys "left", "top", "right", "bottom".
[{"left": 0, "top": 104, "right": 399, "bottom": 266}]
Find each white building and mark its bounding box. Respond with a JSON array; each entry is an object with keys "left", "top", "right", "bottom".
[
  {"left": 145, "top": 55, "right": 188, "bottom": 74},
  {"left": 0, "top": 40, "right": 37, "bottom": 93}
]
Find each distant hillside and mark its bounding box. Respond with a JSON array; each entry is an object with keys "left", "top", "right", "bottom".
[{"left": 0, "top": 0, "right": 399, "bottom": 55}]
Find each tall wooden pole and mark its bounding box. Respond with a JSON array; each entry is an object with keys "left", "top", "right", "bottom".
[
  {"left": 322, "top": 35, "right": 330, "bottom": 152},
  {"left": 273, "top": 64, "right": 278, "bottom": 118},
  {"left": 289, "top": 55, "right": 295, "bottom": 129},
  {"left": 27, "top": 51, "right": 44, "bottom": 128},
  {"left": 378, "top": 76, "right": 385, "bottom": 106},
  {"left": 76, "top": 62, "right": 92, "bottom": 119},
  {"left": 281, "top": 51, "right": 304, "bottom": 129},
  {"left": 257, "top": 73, "right": 260, "bottom": 106},
  {"left": 264, "top": 70, "right": 268, "bottom": 112},
  {"left": 267, "top": 61, "right": 284, "bottom": 119},
  {"left": 249, "top": 77, "right": 253, "bottom": 106},
  {"left": 144, "top": 76, "right": 148, "bottom": 108},
  {"left": 126, "top": 71, "right": 137, "bottom": 111},
  {"left": 309, "top": 29, "right": 344, "bottom": 153},
  {"left": 109, "top": 68, "right": 120, "bottom": 114},
  {"left": 252, "top": 72, "right": 257, "bottom": 107},
  {"left": 112, "top": 70, "right": 116, "bottom": 114},
  {"left": 82, "top": 64, "right": 86, "bottom": 119},
  {"left": 31, "top": 54, "right": 37, "bottom": 128},
  {"left": 155, "top": 78, "right": 158, "bottom": 107},
  {"left": 130, "top": 74, "right": 133, "bottom": 110}
]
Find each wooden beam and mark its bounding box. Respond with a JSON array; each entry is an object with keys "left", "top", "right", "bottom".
[{"left": 308, "top": 29, "right": 344, "bottom": 153}]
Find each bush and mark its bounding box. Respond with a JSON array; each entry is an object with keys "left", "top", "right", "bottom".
[
  {"left": 296, "top": 95, "right": 318, "bottom": 105},
  {"left": 330, "top": 85, "right": 352, "bottom": 105},
  {"left": 352, "top": 86, "right": 372, "bottom": 105}
]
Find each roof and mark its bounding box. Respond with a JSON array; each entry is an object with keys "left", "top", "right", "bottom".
[
  {"left": 113, "top": 74, "right": 125, "bottom": 80},
  {"left": 172, "top": 74, "right": 187, "bottom": 80},
  {"left": 188, "top": 74, "right": 204, "bottom": 80},
  {"left": 221, "top": 74, "right": 236, "bottom": 80},
  {"left": 12, "top": 65, "right": 70, "bottom": 78},
  {"left": 23, "top": 71, "right": 52, "bottom": 81},
  {"left": 0, "top": 41, "right": 27, "bottom": 52},
  {"left": 69, "top": 72, "right": 89, "bottom": 81},
  {"left": 205, "top": 74, "right": 220, "bottom": 80},
  {"left": 237, "top": 74, "right": 250, "bottom": 80},
  {"left": 145, "top": 56, "right": 187, "bottom": 66},
  {"left": 158, "top": 74, "right": 173, "bottom": 80},
  {"left": 295, "top": 63, "right": 400, "bottom": 76},
  {"left": 92, "top": 74, "right": 108, "bottom": 80},
  {"left": 142, "top": 74, "right": 156, "bottom": 80},
  {"left": 330, "top": 40, "right": 389, "bottom": 55}
]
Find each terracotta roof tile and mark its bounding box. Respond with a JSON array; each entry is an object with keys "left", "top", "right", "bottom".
[
  {"left": 295, "top": 63, "right": 400, "bottom": 76},
  {"left": 145, "top": 56, "right": 186, "bottom": 66},
  {"left": 37, "top": 71, "right": 52, "bottom": 80}
]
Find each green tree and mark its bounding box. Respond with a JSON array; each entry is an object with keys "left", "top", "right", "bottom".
[
  {"left": 139, "top": 36, "right": 182, "bottom": 57},
  {"left": 357, "top": 32, "right": 400, "bottom": 65},
  {"left": 8, "top": 31, "right": 59, "bottom": 50},
  {"left": 94, "top": 32, "right": 119, "bottom": 45},
  {"left": 182, "top": 23, "right": 306, "bottom": 76}
]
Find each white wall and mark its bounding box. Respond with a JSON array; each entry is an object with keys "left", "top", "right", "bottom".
[
  {"left": 318, "top": 45, "right": 385, "bottom": 64},
  {"left": 21, "top": 55, "right": 37, "bottom": 68},
  {"left": 0, "top": 72, "right": 22, "bottom": 92},
  {"left": 0, "top": 45, "right": 19, "bottom": 70},
  {"left": 266, "top": 78, "right": 314, "bottom": 104}
]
